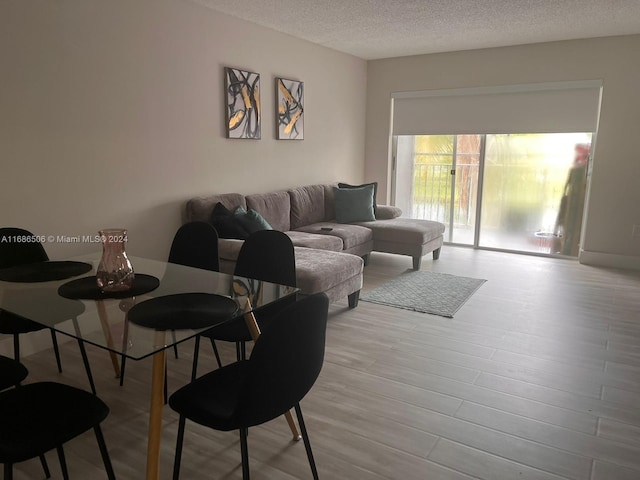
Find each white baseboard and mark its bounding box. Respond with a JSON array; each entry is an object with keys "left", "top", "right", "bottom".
[{"left": 579, "top": 250, "right": 640, "bottom": 271}]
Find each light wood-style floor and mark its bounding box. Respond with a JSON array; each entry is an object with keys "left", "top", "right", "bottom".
[{"left": 8, "top": 247, "right": 640, "bottom": 479}]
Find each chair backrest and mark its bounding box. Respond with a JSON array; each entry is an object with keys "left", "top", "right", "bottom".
[
  {"left": 236, "top": 293, "right": 329, "bottom": 428},
  {"left": 234, "top": 230, "right": 296, "bottom": 287},
  {"left": 0, "top": 228, "right": 49, "bottom": 268},
  {"left": 168, "top": 222, "right": 219, "bottom": 271}
]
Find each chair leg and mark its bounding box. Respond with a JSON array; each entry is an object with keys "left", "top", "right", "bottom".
[
  {"left": 294, "top": 403, "right": 319, "bottom": 480},
  {"left": 171, "top": 330, "right": 179, "bottom": 359},
  {"left": 4, "top": 462, "right": 13, "bottom": 480},
  {"left": 94, "top": 425, "right": 116, "bottom": 480},
  {"left": 239, "top": 427, "right": 250, "bottom": 480},
  {"left": 209, "top": 338, "right": 222, "bottom": 368},
  {"left": 56, "top": 445, "right": 69, "bottom": 480},
  {"left": 50, "top": 329, "right": 63, "bottom": 373},
  {"left": 191, "top": 336, "right": 201, "bottom": 381},
  {"left": 236, "top": 341, "right": 247, "bottom": 361},
  {"left": 77, "top": 339, "right": 97, "bottom": 395},
  {"left": 173, "top": 416, "right": 187, "bottom": 480},
  {"left": 119, "top": 316, "right": 131, "bottom": 386},
  {"left": 39, "top": 454, "right": 51, "bottom": 478},
  {"left": 119, "top": 356, "right": 127, "bottom": 386},
  {"left": 12, "top": 334, "right": 19, "bottom": 362}
]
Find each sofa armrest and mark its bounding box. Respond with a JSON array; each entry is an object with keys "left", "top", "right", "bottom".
[{"left": 375, "top": 205, "right": 402, "bottom": 220}]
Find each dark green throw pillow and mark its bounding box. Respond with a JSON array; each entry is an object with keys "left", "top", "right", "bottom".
[
  {"left": 338, "top": 181, "right": 378, "bottom": 216},
  {"left": 210, "top": 202, "right": 250, "bottom": 239},
  {"left": 333, "top": 185, "right": 376, "bottom": 223},
  {"left": 233, "top": 207, "right": 273, "bottom": 234}
]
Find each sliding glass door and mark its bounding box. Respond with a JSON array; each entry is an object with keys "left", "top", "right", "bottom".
[
  {"left": 393, "top": 132, "right": 592, "bottom": 256},
  {"left": 480, "top": 133, "right": 591, "bottom": 254}
]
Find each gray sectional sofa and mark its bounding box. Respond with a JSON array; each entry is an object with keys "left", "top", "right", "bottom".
[{"left": 185, "top": 183, "right": 445, "bottom": 306}]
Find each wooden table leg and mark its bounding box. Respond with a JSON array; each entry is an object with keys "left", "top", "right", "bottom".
[
  {"left": 284, "top": 410, "right": 302, "bottom": 441},
  {"left": 146, "top": 331, "right": 167, "bottom": 480},
  {"left": 96, "top": 299, "right": 122, "bottom": 378},
  {"left": 243, "top": 306, "right": 301, "bottom": 441},
  {"left": 243, "top": 310, "right": 262, "bottom": 340}
]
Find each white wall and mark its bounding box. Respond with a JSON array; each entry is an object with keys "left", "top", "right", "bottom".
[
  {"left": 0, "top": 0, "right": 367, "bottom": 262},
  {"left": 365, "top": 35, "right": 640, "bottom": 268}
]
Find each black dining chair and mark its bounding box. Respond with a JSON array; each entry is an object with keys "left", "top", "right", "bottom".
[
  {"left": 119, "top": 221, "right": 222, "bottom": 389},
  {"left": 0, "top": 355, "right": 27, "bottom": 391},
  {"left": 167, "top": 222, "right": 223, "bottom": 375},
  {"left": 169, "top": 292, "right": 329, "bottom": 480},
  {"left": 168, "top": 221, "right": 221, "bottom": 273},
  {"left": 193, "top": 229, "right": 297, "bottom": 377},
  {"left": 0, "top": 227, "right": 63, "bottom": 372},
  {"left": 0, "top": 357, "right": 116, "bottom": 480},
  {"left": 0, "top": 355, "right": 51, "bottom": 478}
]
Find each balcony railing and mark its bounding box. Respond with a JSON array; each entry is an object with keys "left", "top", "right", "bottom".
[{"left": 412, "top": 163, "right": 478, "bottom": 227}]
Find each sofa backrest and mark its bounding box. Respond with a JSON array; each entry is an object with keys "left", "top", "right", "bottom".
[
  {"left": 323, "top": 184, "right": 337, "bottom": 221},
  {"left": 245, "top": 190, "right": 291, "bottom": 231},
  {"left": 185, "top": 184, "right": 340, "bottom": 230},
  {"left": 185, "top": 193, "right": 247, "bottom": 223},
  {"left": 288, "top": 184, "right": 327, "bottom": 230}
]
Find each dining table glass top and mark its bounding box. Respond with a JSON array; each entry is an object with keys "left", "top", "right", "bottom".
[{"left": 0, "top": 254, "right": 298, "bottom": 360}]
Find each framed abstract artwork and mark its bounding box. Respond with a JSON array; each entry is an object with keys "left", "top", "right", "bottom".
[
  {"left": 276, "top": 77, "right": 304, "bottom": 140},
  {"left": 224, "top": 67, "right": 261, "bottom": 139}
]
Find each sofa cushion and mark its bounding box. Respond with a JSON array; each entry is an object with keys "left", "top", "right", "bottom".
[
  {"left": 214, "top": 241, "right": 363, "bottom": 304},
  {"left": 354, "top": 218, "right": 445, "bottom": 244},
  {"left": 285, "top": 231, "right": 343, "bottom": 251},
  {"left": 323, "top": 184, "right": 337, "bottom": 221},
  {"left": 294, "top": 247, "right": 363, "bottom": 296},
  {"left": 245, "top": 191, "right": 291, "bottom": 231},
  {"left": 295, "top": 222, "right": 373, "bottom": 251},
  {"left": 338, "top": 181, "right": 378, "bottom": 216},
  {"left": 217, "top": 238, "right": 244, "bottom": 264},
  {"left": 333, "top": 185, "right": 376, "bottom": 223},
  {"left": 289, "top": 185, "right": 326, "bottom": 230}
]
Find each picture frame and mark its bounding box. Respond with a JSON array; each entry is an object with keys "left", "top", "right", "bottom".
[
  {"left": 276, "top": 77, "right": 304, "bottom": 140},
  {"left": 224, "top": 67, "right": 261, "bottom": 139}
]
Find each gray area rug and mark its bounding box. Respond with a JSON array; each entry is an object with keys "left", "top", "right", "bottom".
[{"left": 361, "top": 270, "right": 486, "bottom": 317}]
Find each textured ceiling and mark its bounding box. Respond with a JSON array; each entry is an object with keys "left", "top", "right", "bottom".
[{"left": 193, "top": 0, "right": 640, "bottom": 59}]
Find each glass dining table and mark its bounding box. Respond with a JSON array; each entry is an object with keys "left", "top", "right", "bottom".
[{"left": 0, "top": 254, "right": 299, "bottom": 480}]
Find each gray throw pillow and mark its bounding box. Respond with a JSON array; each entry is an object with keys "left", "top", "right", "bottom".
[{"left": 333, "top": 185, "right": 376, "bottom": 223}]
